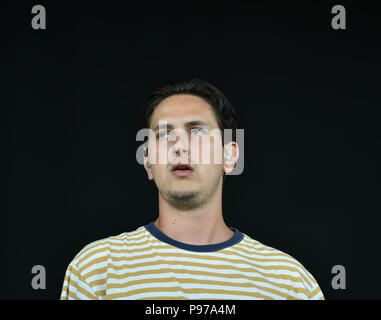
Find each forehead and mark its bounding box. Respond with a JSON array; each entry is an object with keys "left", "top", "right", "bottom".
[{"left": 149, "top": 94, "right": 219, "bottom": 128}]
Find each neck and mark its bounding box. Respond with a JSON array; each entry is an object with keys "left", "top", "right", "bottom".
[{"left": 155, "top": 181, "right": 234, "bottom": 245}]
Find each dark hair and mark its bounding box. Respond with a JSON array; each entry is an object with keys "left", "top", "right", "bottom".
[{"left": 140, "top": 79, "right": 237, "bottom": 144}]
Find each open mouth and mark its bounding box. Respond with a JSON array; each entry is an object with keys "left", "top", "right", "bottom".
[{"left": 171, "top": 164, "right": 194, "bottom": 177}]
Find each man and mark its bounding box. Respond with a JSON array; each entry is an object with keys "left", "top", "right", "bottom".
[{"left": 60, "top": 79, "right": 324, "bottom": 300}]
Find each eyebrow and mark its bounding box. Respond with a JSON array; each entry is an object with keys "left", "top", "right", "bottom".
[{"left": 152, "top": 120, "right": 210, "bottom": 132}]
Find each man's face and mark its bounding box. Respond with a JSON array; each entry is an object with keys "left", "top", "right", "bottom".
[{"left": 144, "top": 94, "right": 225, "bottom": 210}]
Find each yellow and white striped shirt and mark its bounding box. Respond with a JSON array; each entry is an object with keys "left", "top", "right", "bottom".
[{"left": 60, "top": 222, "right": 324, "bottom": 300}]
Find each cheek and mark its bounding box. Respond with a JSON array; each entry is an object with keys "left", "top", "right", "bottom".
[
  {"left": 147, "top": 140, "right": 169, "bottom": 165},
  {"left": 191, "top": 136, "right": 223, "bottom": 165},
  {"left": 204, "top": 136, "right": 223, "bottom": 165},
  {"left": 196, "top": 163, "right": 224, "bottom": 188},
  {"left": 150, "top": 165, "right": 168, "bottom": 188}
]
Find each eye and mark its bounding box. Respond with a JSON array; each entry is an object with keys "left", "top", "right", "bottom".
[
  {"left": 158, "top": 131, "right": 170, "bottom": 139},
  {"left": 158, "top": 131, "right": 176, "bottom": 140},
  {"left": 191, "top": 128, "right": 207, "bottom": 137}
]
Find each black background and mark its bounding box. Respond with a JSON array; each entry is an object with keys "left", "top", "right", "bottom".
[{"left": 4, "top": 0, "right": 381, "bottom": 300}]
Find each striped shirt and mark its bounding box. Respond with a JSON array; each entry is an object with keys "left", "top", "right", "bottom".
[{"left": 60, "top": 222, "right": 324, "bottom": 300}]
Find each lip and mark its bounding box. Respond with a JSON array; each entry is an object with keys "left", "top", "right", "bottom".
[{"left": 171, "top": 164, "right": 194, "bottom": 177}]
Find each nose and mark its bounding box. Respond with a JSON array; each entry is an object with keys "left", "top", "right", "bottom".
[
  {"left": 168, "top": 129, "right": 189, "bottom": 161},
  {"left": 172, "top": 132, "right": 188, "bottom": 156}
]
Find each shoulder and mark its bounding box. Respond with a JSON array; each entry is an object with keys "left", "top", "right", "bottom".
[
  {"left": 69, "top": 225, "right": 147, "bottom": 273},
  {"left": 61, "top": 225, "right": 149, "bottom": 299},
  {"left": 234, "top": 233, "right": 324, "bottom": 299}
]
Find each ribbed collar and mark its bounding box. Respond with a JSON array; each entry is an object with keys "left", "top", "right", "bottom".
[{"left": 144, "top": 221, "right": 244, "bottom": 252}]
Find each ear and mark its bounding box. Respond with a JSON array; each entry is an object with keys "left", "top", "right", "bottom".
[
  {"left": 223, "top": 141, "right": 239, "bottom": 175},
  {"left": 143, "top": 151, "right": 154, "bottom": 180}
]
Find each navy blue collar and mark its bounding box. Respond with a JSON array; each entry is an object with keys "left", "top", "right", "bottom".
[{"left": 144, "top": 221, "right": 244, "bottom": 252}]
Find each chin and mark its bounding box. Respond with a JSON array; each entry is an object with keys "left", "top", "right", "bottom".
[
  {"left": 164, "top": 182, "right": 199, "bottom": 197},
  {"left": 170, "top": 185, "right": 198, "bottom": 196}
]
